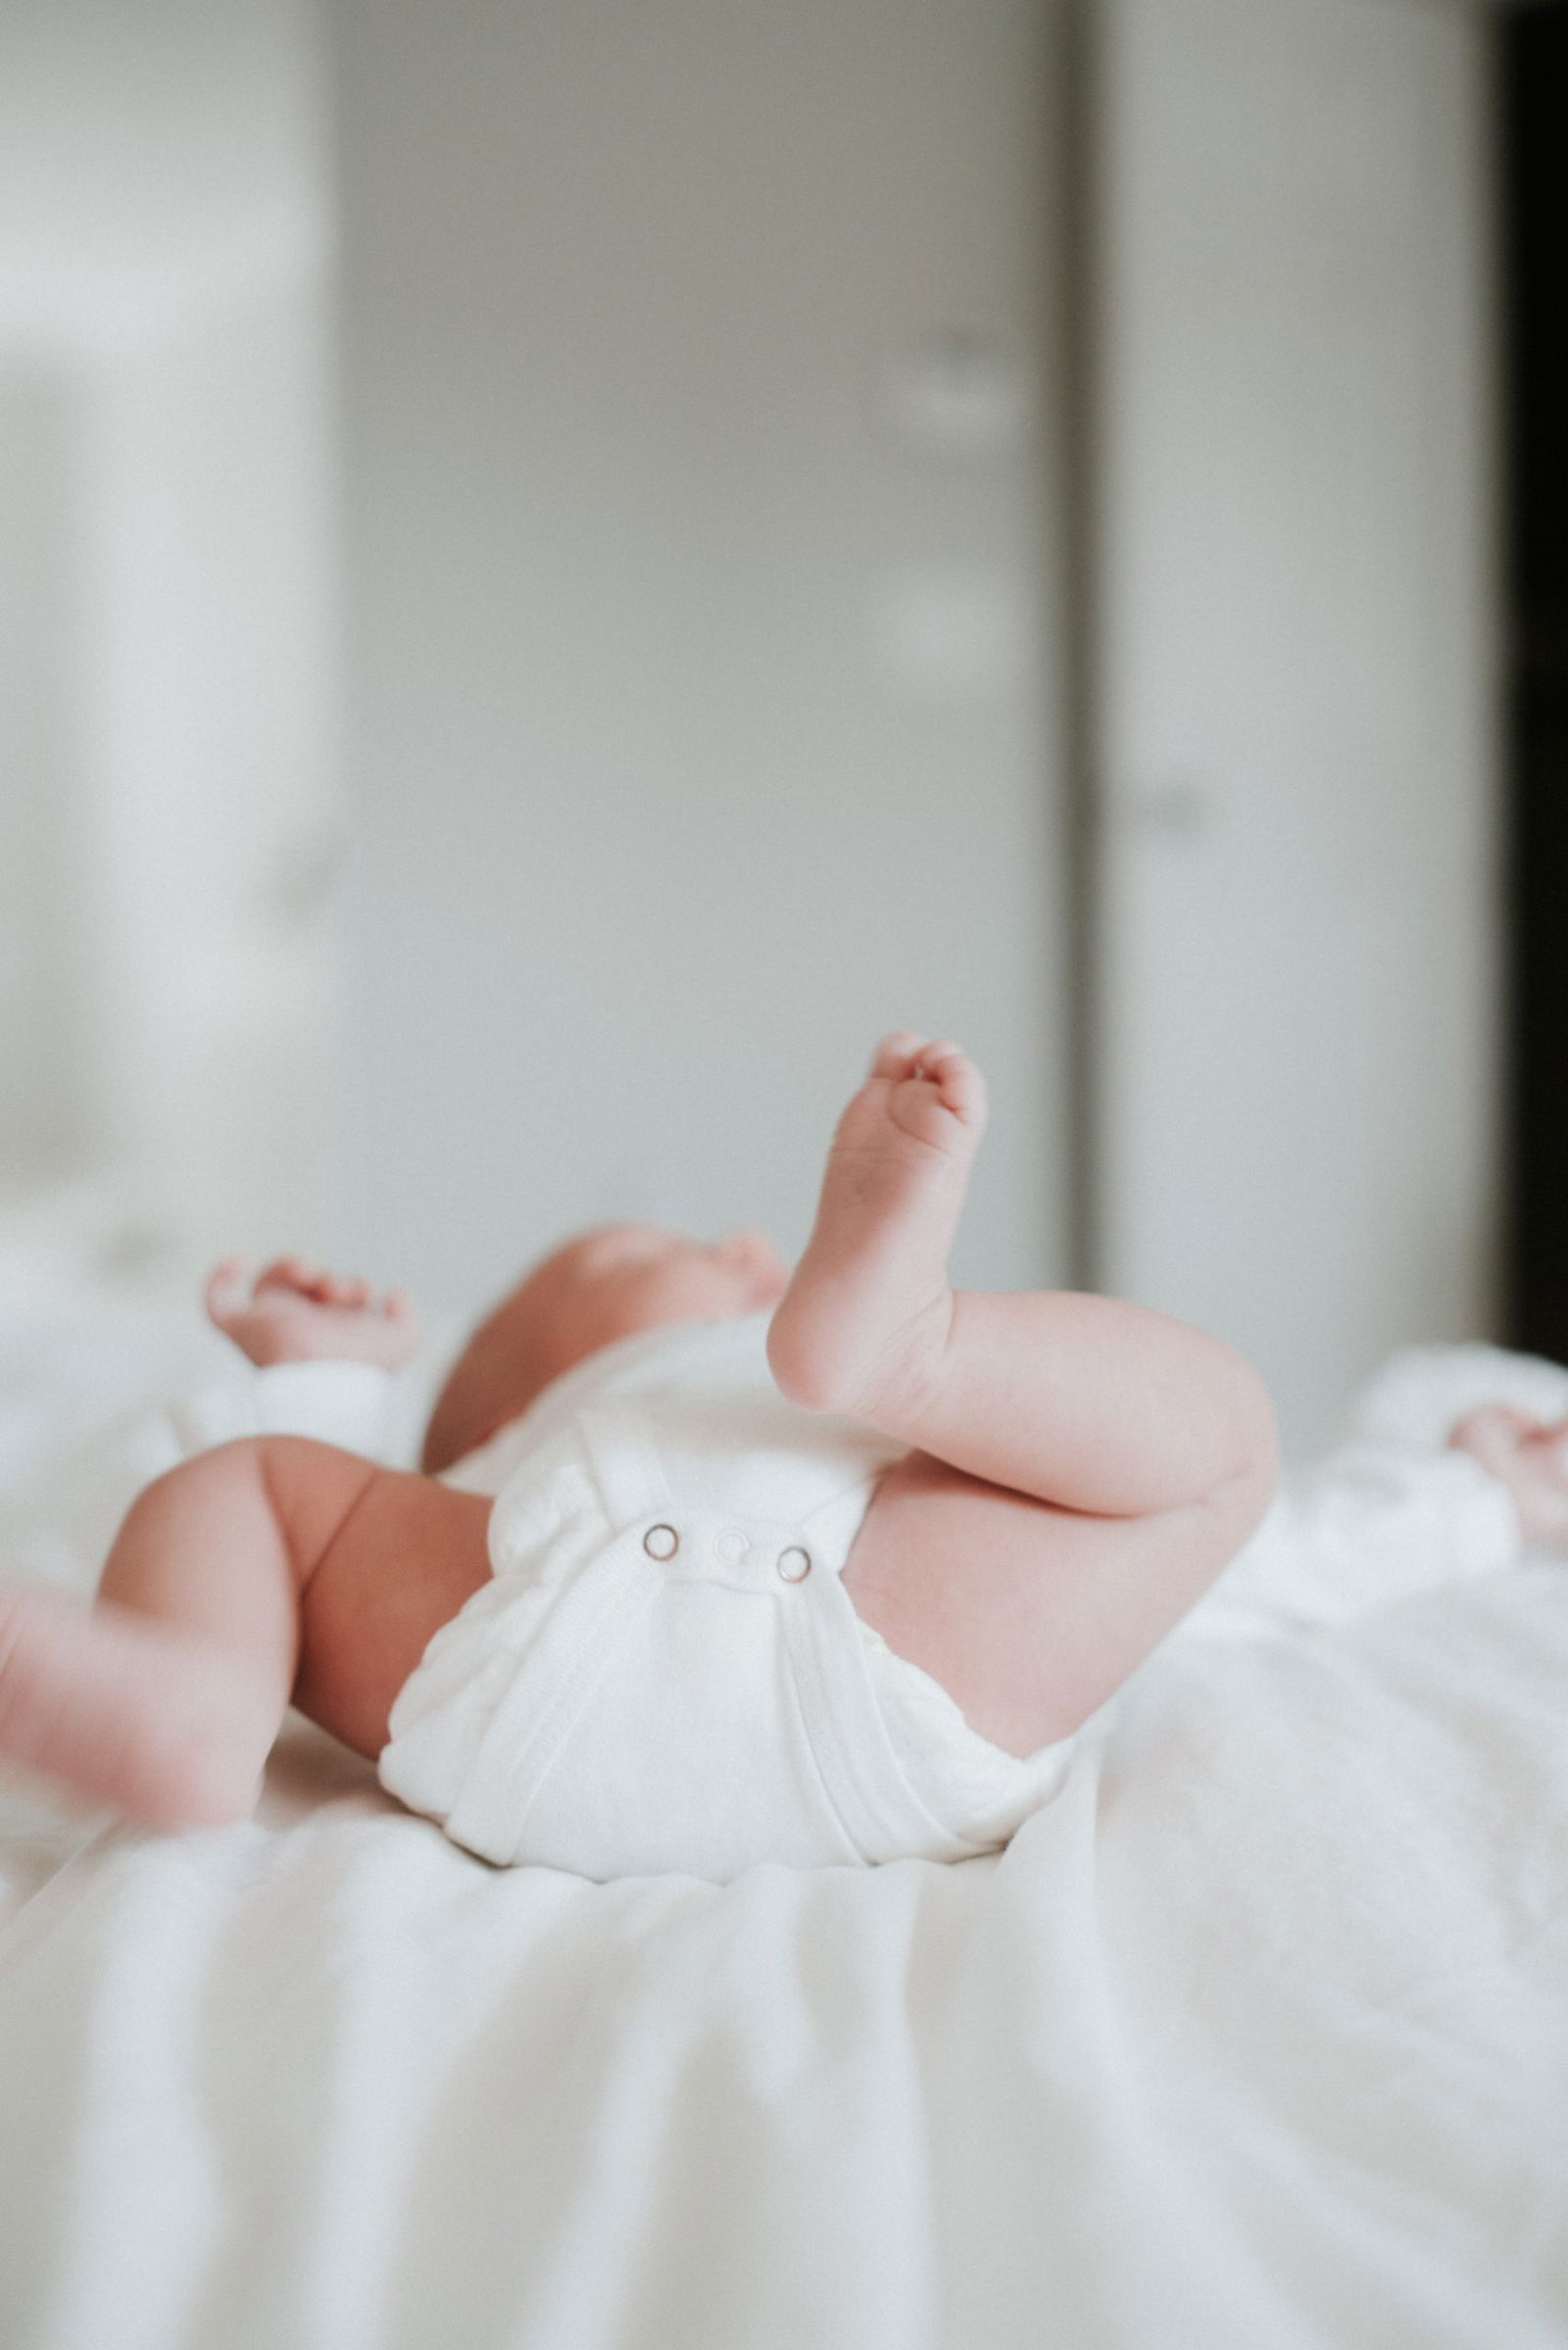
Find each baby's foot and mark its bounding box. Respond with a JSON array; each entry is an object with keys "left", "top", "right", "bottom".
[
  {"left": 768, "top": 1033, "right": 986, "bottom": 1424},
  {"left": 1448, "top": 1404, "right": 1568, "bottom": 1553},
  {"left": 206, "top": 1256, "right": 420, "bottom": 1371}
]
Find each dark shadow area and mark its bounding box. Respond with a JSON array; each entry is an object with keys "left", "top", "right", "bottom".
[{"left": 1503, "top": 5, "right": 1568, "bottom": 1358}]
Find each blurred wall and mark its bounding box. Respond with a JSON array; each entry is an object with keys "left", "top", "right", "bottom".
[
  {"left": 1094, "top": 0, "right": 1498, "bottom": 1451},
  {"left": 76, "top": 275, "right": 341, "bottom": 1264},
  {"left": 0, "top": 367, "right": 92, "bottom": 1192},
  {"left": 1, "top": 0, "right": 1508, "bottom": 1456},
  {"left": 0, "top": 0, "right": 340, "bottom": 1288},
  {"left": 327, "top": 0, "right": 1071, "bottom": 1314}
]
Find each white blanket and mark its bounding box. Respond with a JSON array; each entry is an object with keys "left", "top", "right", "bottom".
[{"left": 1, "top": 1326, "right": 1566, "bottom": 2348}]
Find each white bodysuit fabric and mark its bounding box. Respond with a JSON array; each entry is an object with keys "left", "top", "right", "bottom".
[
  {"left": 123, "top": 1328, "right": 1535, "bottom": 1886},
  {"left": 380, "top": 1314, "right": 1082, "bottom": 1880}
]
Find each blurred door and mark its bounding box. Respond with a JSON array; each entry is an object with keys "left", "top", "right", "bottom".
[{"left": 1094, "top": 0, "right": 1496, "bottom": 1451}]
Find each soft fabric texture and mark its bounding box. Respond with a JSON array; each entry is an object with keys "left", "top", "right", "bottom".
[
  {"left": 1, "top": 1323, "right": 1565, "bottom": 2347},
  {"left": 385, "top": 1313, "right": 1080, "bottom": 1877}
]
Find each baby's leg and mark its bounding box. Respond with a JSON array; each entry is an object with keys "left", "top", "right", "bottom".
[
  {"left": 769, "top": 1036, "right": 1278, "bottom": 1754},
  {"left": 0, "top": 1442, "right": 491, "bottom": 1827}
]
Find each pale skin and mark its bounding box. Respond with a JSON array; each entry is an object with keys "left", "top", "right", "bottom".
[{"left": 0, "top": 1034, "right": 1559, "bottom": 1839}]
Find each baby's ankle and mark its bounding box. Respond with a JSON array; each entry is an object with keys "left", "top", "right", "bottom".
[{"left": 769, "top": 1288, "right": 954, "bottom": 1432}]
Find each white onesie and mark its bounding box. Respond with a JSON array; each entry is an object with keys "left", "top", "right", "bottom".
[
  {"left": 378, "top": 1313, "right": 1080, "bottom": 1881},
  {"left": 121, "top": 1324, "right": 1552, "bottom": 1885}
]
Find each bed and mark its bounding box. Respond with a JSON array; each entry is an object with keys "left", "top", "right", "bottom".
[{"left": 1, "top": 1290, "right": 1565, "bottom": 2349}]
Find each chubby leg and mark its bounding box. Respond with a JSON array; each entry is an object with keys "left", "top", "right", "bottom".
[
  {"left": 0, "top": 1440, "right": 491, "bottom": 1828},
  {"left": 769, "top": 1035, "right": 1279, "bottom": 1753},
  {"left": 842, "top": 1450, "right": 1276, "bottom": 1755}
]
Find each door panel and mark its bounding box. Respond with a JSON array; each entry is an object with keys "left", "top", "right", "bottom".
[{"left": 1095, "top": 0, "right": 1496, "bottom": 1451}]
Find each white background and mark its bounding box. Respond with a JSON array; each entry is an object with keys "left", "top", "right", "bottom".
[{"left": 0, "top": 0, "right": 1503, "bottom": 1453}]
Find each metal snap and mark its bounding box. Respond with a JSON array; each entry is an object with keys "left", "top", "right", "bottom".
[
  {"left": 643, "top": 1523, "right": 679, "bottom": 1561},
  {"left": 776, "top": 1545, "right": 812, "bottom": 1583}
]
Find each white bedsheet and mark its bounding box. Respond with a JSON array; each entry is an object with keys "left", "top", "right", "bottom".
[{"left": 1, "top": 1323, "right": 1566, "bottom": 2349}]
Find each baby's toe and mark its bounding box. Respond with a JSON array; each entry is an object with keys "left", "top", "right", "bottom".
[
  {"left": 869, "top": 1031, "right": 930, "bottom": 1082},
  {"left": 911, "top": 1042, "right": 987, "bottom": 1127},
  {"left": 257, "top": 1255, "right": 316, "bottom": 1297}
]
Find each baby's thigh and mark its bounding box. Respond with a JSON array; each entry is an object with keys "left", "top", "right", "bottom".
[
  {"left": 843, "top": 1450, "right": 1266, "bottom": 1758},
  {"left": 287, "top": 1460, "right": 493, "bottom": 1761}
]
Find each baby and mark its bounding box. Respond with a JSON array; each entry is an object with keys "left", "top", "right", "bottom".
[{"left": 0, "top": 1035, "right": 1561, "bottom": 1880}]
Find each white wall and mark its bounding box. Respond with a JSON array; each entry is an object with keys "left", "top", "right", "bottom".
[
  {"left": 0, "top": 0, "right": 340, "bottom": 1288},
  {"left": 1094, "top": 0, "right": 1497, "bottom": 1452},
  {"left": 0, "top": 367, "right": 95, "bottom": 1194},
  {"left": 76, "top": 274, "right": 342, "bottom": 1266},
  {"left": 327, "top": 0, "right": 1071, "bottom": 1315}
]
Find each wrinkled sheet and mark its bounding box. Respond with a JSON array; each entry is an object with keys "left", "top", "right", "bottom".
[{"left": 1, "top": 1318, "right": 1566, "bottom": 2350}]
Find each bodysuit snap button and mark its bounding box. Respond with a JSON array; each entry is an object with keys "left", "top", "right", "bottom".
[
  {"left": 643, "top": 1523, "right": 679, "bottom": 1561},
  {"left": 776, "top": 1545, "right": 812, "bottom": 1583},
  {"left": 715, "top": 1528, "right": 750, "bottom": 1564}
]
